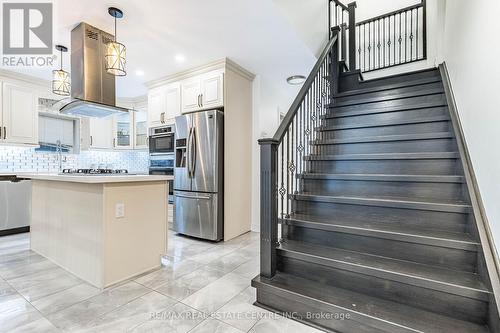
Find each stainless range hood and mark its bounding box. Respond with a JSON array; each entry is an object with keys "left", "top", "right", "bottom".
[{"left": 60, "top": 22, "right": 128, "bottom": 118}]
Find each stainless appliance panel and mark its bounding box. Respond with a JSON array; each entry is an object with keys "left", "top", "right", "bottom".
[
  {"left": 173, "top": 191, "right": 222, "bottom": 241},
  {"left": 174, "top": 114, "right": 192, "bottom": 191},
  {"left": 190, "top": 110, "right": 223, "bottom": 193},
  {"left": 0, "top": 180, "right": 31, "bottom": 234}
]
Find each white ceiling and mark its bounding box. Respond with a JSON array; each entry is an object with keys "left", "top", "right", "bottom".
[{"left": 2, "top": 0, "right": 318, "bottom": 106}]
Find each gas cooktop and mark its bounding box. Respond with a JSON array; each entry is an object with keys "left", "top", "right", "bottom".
[{"left": 60, "top": 169, "right": 130, "bottom": 175}]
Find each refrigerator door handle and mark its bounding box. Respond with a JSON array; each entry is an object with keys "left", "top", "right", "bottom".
[
  {"left": 191, "top": 126, "right": 197, "bottom": 176},
  {"left": 175, "top": 193, "right": 211, "bottom": 200},
  {"left": 187, "top": 127, "right": 193, "bottom": 177}
]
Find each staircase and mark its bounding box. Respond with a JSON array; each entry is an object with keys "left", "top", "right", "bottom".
[{"left": 253, "top": 18, "right": 499, "bottom": 332}]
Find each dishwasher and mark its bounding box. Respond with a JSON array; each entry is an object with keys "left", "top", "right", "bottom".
[{"left": 0, "top": 178, "right": 31, "bottom": 236}]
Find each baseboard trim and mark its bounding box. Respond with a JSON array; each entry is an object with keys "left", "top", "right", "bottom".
[
  {"left": 0, "top": 226, "right": 29, "bottom": 237},
  {"left": 439, "top": 62, "right": 500, "bottom": 321}
]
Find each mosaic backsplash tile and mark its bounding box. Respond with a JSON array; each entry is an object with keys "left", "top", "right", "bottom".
[{"left": 0, "top": 146, "right": 149, "bottom": 173}]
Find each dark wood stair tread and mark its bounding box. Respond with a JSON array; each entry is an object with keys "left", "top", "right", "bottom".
[
  {"left": 333, "top": 76, "right": 442, "bottom": 98},
  {"left": 324, "top": 102, "right": 448, "bottom": 119},
  {"left": 311, "top": 132, "right": 454, "bottom": 145},
  {"left": 281, "top": 214, "right": 478, "bottom": 250},
  {"left": 317, "top": 115, "right": 449, "bottom": 131},
  {"left": 252, "top": 273, "right": 491, "bottom": 333},
  {"left": 332, "top": 85, "right": 445, "bottom": 107},
  {"left": 297, "top": 173, "right": 464, "bottom": 183},
  {"left": 290, "top": 193, "right": 471, "bottom": 213},
  {"left": 278, "top": 240, "right": 488, "bottom": 300},
  {"left": 304, "top": 152, "right": 459, "bottom": 161}
]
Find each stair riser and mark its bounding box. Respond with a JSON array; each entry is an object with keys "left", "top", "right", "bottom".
[
  {"left": 334, "top": 82, "right": 444, "bottom": 105},
  {"left": 254, "top": 285, "right": 396, "bottom": 333},
  {"left": 284, "top": 225, "right": 478, "bottom": 272},
  {"left": 351, "top": 70, "right": 441, "bottom": 90},
  {"left": 329, "top": 94, "right": 447, "bottom": 114},
  {"left": 319, "top": 121, "right": 452, "bottom": 139},
  {"left": 324, "top": 107, "right": 449, "bottom": 126},
  {"left": 307, "top": 158, "right": 462, "bottom": 175},
  {"left": 301, "top": 179, "right": 467, "bottom": 202},
  {"left": 312, "top": 138, "right": 456, "bottom": 154},
  {"left": 278, "top": 256, "right": 488, "bottom": 324}
]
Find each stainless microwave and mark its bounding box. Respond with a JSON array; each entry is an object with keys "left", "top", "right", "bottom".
[{"left": 149, "top": 125, "right": 175, "bottom": 154}]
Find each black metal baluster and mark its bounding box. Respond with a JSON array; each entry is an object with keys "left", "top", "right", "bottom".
[
  {"left": 378, "top": 19, "right": 381, "bottom": 69},
  {"left": 416, "top": 7, "right": 419, "bottom": 59},
  {"left": 286, "top": 126, "right": 290, "bottom": 217},
  {"left": 399, "top": 13, "right": 402, "bottom": 64},
  {"left": 295, "top": 107, "right": 298, "bottom": 193},
  {"left": 383, "top": 17, "right": 386, "bottom": 68},
  {"left": 358, "top": 25, "right": 361, "bottom": 70},
  {"left": 279, "top": 141, "right": 284, "bottom": 218},
  {"left": 368, "top": 22, "right": 371, "bottom": 70},
  {"left": 364, "top": 24, "right": 367, "bottom": 72},
  {"left": 388, "top": 15, "right": 391, "bottom": 66},
  {"left": 410, "top": 9, "right": 413, "bottom": 61},
  {"left": 404, "top": 11, "right": 407, "bottom": 62}
]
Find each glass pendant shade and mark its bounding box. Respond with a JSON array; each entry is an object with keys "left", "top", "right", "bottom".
[
  {"left": 52, "top": 45, "right": 70, "bottom": 96},
  {"left": 105, "top": 41, "right": 126, "bottom": 76}
]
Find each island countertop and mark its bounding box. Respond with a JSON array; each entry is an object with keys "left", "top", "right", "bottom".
[{"left": 19, "top": 173, "right": 173, "bottom": 184}]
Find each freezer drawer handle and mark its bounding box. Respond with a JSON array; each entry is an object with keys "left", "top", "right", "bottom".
[{"left": 175, "top": 193, "right": 211, "bottom": 200}]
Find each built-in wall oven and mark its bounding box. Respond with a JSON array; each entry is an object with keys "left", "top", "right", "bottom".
[
  {"left": 149, "top": 125, "right": 175, "bottom": 155},
  {"left": 149, "top": 125, "right": 175, "bottom": 203}
]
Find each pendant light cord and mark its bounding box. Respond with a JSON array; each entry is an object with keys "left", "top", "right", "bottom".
[
  {"left": 59, "top": 49, "right": 63, "bottom": 70},
  {"left": 114, "top": 16, "right": 117, "bottom": 41}
]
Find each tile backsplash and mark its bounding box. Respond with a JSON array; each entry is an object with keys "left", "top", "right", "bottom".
[{"left": 0, "top": 146, "right": 149, "bottom": 173}]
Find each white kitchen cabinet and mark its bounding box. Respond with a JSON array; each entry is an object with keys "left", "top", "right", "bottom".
[
  {"left": 181, "top": 70, "right": 224, "bottom": 114},
  {"left": 164, "top": 83, "right": 181, "bottom": 123},
  {"left": 148, "top": 83, "right": 180, "bottom": 127},
  {"left": 1, "top": 82, "right": 38, "bottom": 145},
  {"left": 134, "top": 105, "right": 148, "bottom": 149},
  {"left": 113, "top": 112, "right": 133, "bottom": 150},
  {"left": 89, "top": 117, "right": 113, "bottom": 149},
  {"left": 181, "top": 79, "right": 202, "bottom": 113},
  {"left": 147, "top": 87, "right": 165, "bottom": 127},
  {"left": 201, "top": 72, "right": 224, "bottom": 109}
]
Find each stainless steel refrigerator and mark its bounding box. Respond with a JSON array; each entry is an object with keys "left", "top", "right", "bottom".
[{"left": 173, "top": 110, "right": 224, "bottom": 241}]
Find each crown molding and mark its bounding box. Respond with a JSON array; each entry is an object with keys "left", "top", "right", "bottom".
[
  {"left": 0, "top": 69, "right": 51, "bottom": 89},
  {"left": 145, "top": 57, "right": 255, "bottom": 89}
]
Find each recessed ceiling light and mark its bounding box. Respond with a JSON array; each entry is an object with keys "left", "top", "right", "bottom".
[
  {"left": 287, "top": 75, "right": 306, "bottom": 85},
  {"left": 135, "top": 70, "right": 145, "bottom": 76},
  {"left": 175, "top": 54, "right": 185, "bottom": 63}
]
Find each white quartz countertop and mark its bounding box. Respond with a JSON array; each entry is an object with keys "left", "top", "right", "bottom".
[{"left": 17, "top": 173, "right": 173, "bottom": 184}]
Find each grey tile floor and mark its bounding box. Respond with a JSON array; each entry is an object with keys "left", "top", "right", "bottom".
[{"left": 0, "top": 232, "right": 322, "bottom": 333}]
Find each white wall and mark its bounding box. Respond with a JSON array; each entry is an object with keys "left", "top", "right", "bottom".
[{"left": 442, "top": 0, "right": 500, "bottom": 253}]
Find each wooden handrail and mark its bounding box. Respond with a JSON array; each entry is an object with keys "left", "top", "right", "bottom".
[
  {"left": 271, "top": 33, "right": 338, "bottom": 142},
  {"left": 330, "top": 0, "right": 348, "bottom": 11},
  {"left": 355, "top": 1, "right": 424, "bottom": 26}
]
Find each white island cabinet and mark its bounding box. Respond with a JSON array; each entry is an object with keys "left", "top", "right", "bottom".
[{"left": 27, "top": 174, "right": 172, "bottom": 289}]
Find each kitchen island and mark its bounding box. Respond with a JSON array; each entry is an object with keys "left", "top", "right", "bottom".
[{"left": 25, "top": 174, "right": 172, "bottom": 289}]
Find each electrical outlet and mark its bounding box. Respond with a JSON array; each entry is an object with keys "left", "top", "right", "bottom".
[{"left": 115, "top": 203, "right": 125, "bottom": 219}]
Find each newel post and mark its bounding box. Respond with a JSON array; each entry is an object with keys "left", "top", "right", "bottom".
[
  {"left": 258, "top": 138, "right": 279, "bottom": 278},
  {"left": 348, "top": 2, "right": 357, "bottom": 71},
  {"left": 330, "top": 27, "right": 340, "bottom": 96}
]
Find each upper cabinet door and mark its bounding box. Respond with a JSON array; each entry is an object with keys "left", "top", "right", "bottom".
[
  {"left": 89, "top": 117, "right": 113, "bottom": 149},
  {"left": 165, "top": 83, "right": 181, "bottom": 123},
  {"left": 148, "top": 87, "right": 166, "bottom": 127},
  {"left": 201, "top": 72, "right": 224, "bottom": 109},
  {"left": 2, "top": 83, "right": 38, "bottom": 145},
  {"left": 113, "top": 112, "right": 134, "bottom": 150},
  {"left": 134, "top": 105, "right": 148, "bottom": 149},
  {"left": 181, "top": 79, "right": 202, "bottom": 114}
]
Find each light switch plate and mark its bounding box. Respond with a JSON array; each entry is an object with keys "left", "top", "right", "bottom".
[{"left": 115, "top": 203, "right": 125, "bottom": 218}]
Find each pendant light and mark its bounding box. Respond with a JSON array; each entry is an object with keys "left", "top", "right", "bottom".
[
  {"left": 52, "top": 45, "right": 70, "bottom": 96},
  {"left": 105, "top": 7, "right": 126, "bottom": 76}
]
